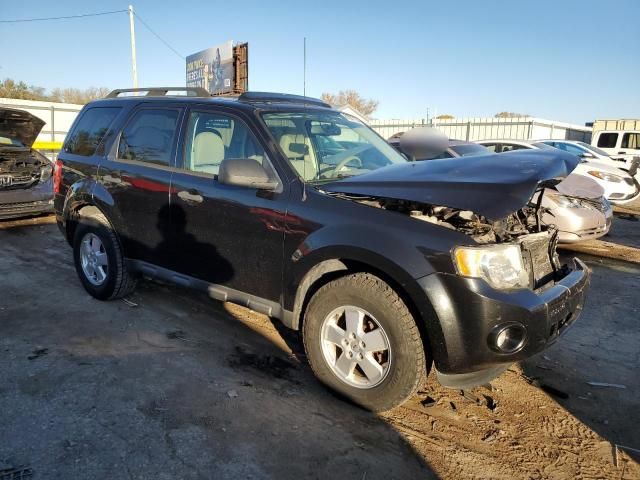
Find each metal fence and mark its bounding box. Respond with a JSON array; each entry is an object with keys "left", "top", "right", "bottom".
[{"left": 369, "top": 117, "right": 592, "bottom": 143}]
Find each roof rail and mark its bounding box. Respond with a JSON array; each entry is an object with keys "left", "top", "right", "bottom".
[
  {"left": 238, "top": 91, "right": 330, "bottom": 108},
  {"left": 105, "top": 87, "right": 210, "bottom": 98}
]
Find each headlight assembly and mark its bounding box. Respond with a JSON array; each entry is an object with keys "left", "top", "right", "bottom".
[
  {"left": 453, "top": 244, "right": 530, "bottom": 290},
  {"left": 40, "top": 163, "right": 53, "bottom": 183},
  {"left": 588, "top": 170, "right": 623, "bottom": 183},
  {"left": 545, "top": 191, "right": 586, "bottom": 209}
]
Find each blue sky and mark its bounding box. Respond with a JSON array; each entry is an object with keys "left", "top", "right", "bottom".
[{"left": 1, "top": 0, "right": 638, "bottom": 124}]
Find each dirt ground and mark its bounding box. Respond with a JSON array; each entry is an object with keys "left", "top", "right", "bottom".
[{"left": 1, "top": 217, "right": 639, "bottom": 479}]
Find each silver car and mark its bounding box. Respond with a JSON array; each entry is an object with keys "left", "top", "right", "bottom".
[
  {"left": 0, "top": 107, "right": 54, "bottom": 219},
  {"left": 390, "top": 136, "right": 612, "bottom": 243}
]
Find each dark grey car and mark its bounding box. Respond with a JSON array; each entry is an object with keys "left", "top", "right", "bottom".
[{"left": 0, "top": 107, "right": 54, "bottom": 219}]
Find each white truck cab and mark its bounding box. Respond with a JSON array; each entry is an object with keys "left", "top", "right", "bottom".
[{"left": 591, "top": 120, "right": 640, "bottom": 163}]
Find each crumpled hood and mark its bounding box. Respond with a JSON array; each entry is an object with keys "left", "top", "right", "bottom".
[
  {"left": 323, "top": 149, "right": 581, "bottom": 220},
  {"left": 0, "top": 107, "right": 46, "bottom": 149}
]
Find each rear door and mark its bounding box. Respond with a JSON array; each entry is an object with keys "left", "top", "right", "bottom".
[
  {"left": 98, "top": 104, "right": 184, "bottom": 266},
  {"left": 169, "top": 106, "right": 289, "bottom": 303}
]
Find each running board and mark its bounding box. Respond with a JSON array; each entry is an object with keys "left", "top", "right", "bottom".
[{"left": 127, "top": 259, "right": 291, "bottom": 323}]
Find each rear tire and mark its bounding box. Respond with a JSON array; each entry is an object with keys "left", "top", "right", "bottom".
[
  {"left": 303, "top": 272, "right": 427, "bottom": 412},
  {"left": 72, "top": 211, "right": 137, "bottom": 300}
]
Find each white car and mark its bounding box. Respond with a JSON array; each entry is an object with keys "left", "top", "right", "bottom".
[
  {"left": 478, "top": 140, "right": 640, "bottom": 205},
  {"left": 536, "top": 139, "right": 638, "bottom": 175}
]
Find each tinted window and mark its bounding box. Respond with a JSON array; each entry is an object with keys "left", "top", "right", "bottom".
[
  {"left": 622, "top": 133, "right": 640, "bottom": 149},
  {"left": 597, "top": 133, "right": 618, "bottom": 148},
  {"left": 182, "top": 111, "right": 266, "bottom": 175},
  {"left": 118, "top": 109, "right": 180, "bottom": 166},
  {"left": 500, "top": 144, "right": 527, "bottom": 153},
  {"left": 532, "top": 142, "right": 556, "bottom": 150},
  {"left": 64, "top": 107, "right": 120, "bottom": 156},
  {"left": 482, "top": 143, "right": 497, "bottom": 152},
  {"left": 449, "top": 144, "right": 491, "bottom": 157}
]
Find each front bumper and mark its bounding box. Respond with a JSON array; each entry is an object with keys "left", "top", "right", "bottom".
[
  {"left": 0, "top": 178, "right": 54, "bottom": 220},
  {"left": 419, "top": 258, "right": 590, "bottom": 388}
]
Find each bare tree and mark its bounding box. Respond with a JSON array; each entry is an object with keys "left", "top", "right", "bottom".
[
  {"left": 48, "top": 87, "right": 111, "bottom": 104},
  {"left": 494, "top": 111, "right": 529, "bottom": 118},
  {"left": 321, "top": 90, "right": 379, "bottom": 116},
  {"left": 0, "top": 78, "right": 109, "bottom": 104}
]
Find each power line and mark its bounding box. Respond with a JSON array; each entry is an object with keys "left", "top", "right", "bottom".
[
  {"left": 0, "top": 9, "right": 127, "bottom": 23},
  {"left": 133, "top": 12, "right": 184, "bottom": 60},
  {"left": 0, "top": 7, "right": 184, "bottom": 62}
]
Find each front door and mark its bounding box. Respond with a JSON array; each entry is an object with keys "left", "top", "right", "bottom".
[{"left": 169, "top": 107, "right": 289, "bottom": 303}]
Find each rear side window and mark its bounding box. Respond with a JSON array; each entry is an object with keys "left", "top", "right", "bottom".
[
  {"left": 117, "top": 109, "right": 180, "bottom": 166},
  {"left": 621, "top": 133, "right": 640, "bottom": 149},
  {"left": 64, "top": 107, "right": 120, "bottom": 156},
  {"left": 597, "top": 133, "right": 618, "bottom": 148}
]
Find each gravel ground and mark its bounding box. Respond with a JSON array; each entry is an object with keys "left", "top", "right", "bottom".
[{"left": 0, "top": 220, "right": 638, "bottom": 479}]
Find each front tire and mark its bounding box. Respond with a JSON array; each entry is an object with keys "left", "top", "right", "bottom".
[
  {"left": 72, "top": 211, "right": 137, "bottom": 300},
  {"left": 303, "top": 273, "right": 427, "bottom": 412}
]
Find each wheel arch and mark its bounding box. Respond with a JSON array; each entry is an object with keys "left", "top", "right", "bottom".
[{"left": 289, "top": 254, "right": 439, "bottom": 370}]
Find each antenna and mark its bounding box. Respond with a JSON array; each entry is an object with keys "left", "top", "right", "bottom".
[{"left": 303, "top": 37, "right": 306, "bottom": 96}]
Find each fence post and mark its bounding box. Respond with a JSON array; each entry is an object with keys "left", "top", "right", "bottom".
[{"left": 466, "top": 120, "right": 471, "bottom": 141}]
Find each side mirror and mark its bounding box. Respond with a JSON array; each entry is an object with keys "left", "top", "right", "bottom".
[
  {"left": 218, "top": 158, "right": 278, "bottom": 190},
  {"left": 580, "top": 152, "right": 595, "bottom": 159},
  {"left": 399, "top": 127, "right": 449, "bottom": 160}
]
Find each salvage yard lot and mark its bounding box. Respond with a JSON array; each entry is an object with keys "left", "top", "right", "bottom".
[{"left": 1, "top": 216, "right": 639, "bottom": 479}]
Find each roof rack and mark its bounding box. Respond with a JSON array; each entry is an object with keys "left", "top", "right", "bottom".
[
  {"left": 238, "top": 92, "right": 330, "bottom": 108},
  {"left": 105, "top": 87, "right": 210, "bottom": 98}
]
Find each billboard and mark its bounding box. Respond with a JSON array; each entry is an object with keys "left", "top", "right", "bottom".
[{"left": 186, "top": 41, "right": 235, "bottom": 95}]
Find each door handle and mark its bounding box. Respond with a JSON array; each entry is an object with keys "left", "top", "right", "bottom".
[{"left": 178, "top": 189, "right": 203, "bottom": 204}]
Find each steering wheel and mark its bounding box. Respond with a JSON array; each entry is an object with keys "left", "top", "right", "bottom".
[{"left": 328, "top": 155, "right": 362, "bottom": 178}]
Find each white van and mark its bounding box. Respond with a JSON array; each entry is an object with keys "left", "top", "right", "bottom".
[{"left": 591, "top": 120, "right": 640, "bottom": 158}]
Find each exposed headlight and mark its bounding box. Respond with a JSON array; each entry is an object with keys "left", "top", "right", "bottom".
[
  {"left": 453, "top": 244, "right": 530, "bottom": 290},
  {"left": 40, "top": 163, "right": 53, "bottom": 183},
  {"left": 588, "top": 170, "right": 623, "bottom": 183},
  {"left": 545, "top": 191, "right": 586, "bottom": 209}
]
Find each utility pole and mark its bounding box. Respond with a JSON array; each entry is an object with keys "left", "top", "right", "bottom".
[
  {"left": 303, "top": 37, "right": 306, "bottom": 96},
  {"left": 128, "top": 5, "right": 138, "bottom": 88}
]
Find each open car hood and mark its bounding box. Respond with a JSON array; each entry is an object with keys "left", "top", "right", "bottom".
[
  {"left": 0, "top": 107, "right": 46, "bottom": 149},
  {"left": 322, "top": 149, "right": 581, "bottom": 220}
]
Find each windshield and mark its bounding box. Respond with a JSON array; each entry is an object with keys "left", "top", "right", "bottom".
[
  {"left": 449, "top": 143, "right": 492, "bottom": 157},
  {"left": 579, "top": 142, "right": 610, "bottom": 157},
  {"left": 262, "top": 111, "right": 407, "bottom": 182}
]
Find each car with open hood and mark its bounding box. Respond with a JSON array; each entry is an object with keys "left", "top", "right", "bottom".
[
  {"left": 54, "top": 89, "right": 590, "bottom": 411},
  {"left": 0, "top": 107, "right": 54, "bottom": 219},
  {"left": 390, "top": 134, "right": 612, "bottom": 243}
]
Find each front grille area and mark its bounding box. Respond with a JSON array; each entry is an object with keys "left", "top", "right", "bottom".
[
  {"left": 0, "top": 200, "right": 51, "bottom": 212},
  {"left": 581, "top": 198, "right": 609, "bottom": 213}
]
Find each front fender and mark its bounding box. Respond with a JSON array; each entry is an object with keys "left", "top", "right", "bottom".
[{"left": 283, "top": 223, "right": 446, "bottom": 337}]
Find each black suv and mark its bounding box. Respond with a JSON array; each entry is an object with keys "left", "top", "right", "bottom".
[{"left": 54, "top": 88, "right": 590, "bottom": 411}]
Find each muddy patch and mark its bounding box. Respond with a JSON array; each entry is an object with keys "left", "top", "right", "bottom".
[{"left": 227, "top": 345, "right": 298, "bottom": 382}]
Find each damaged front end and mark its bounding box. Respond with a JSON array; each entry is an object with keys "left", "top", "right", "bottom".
[
  {"left": 0, "top": 107, "right": 53, "bottom": 219},
  {"left": 322, "top": 149, "right": 584, "bottom": 292},
  {"left": 332, "top": 191, "right": 563, "bottom": 291}
]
